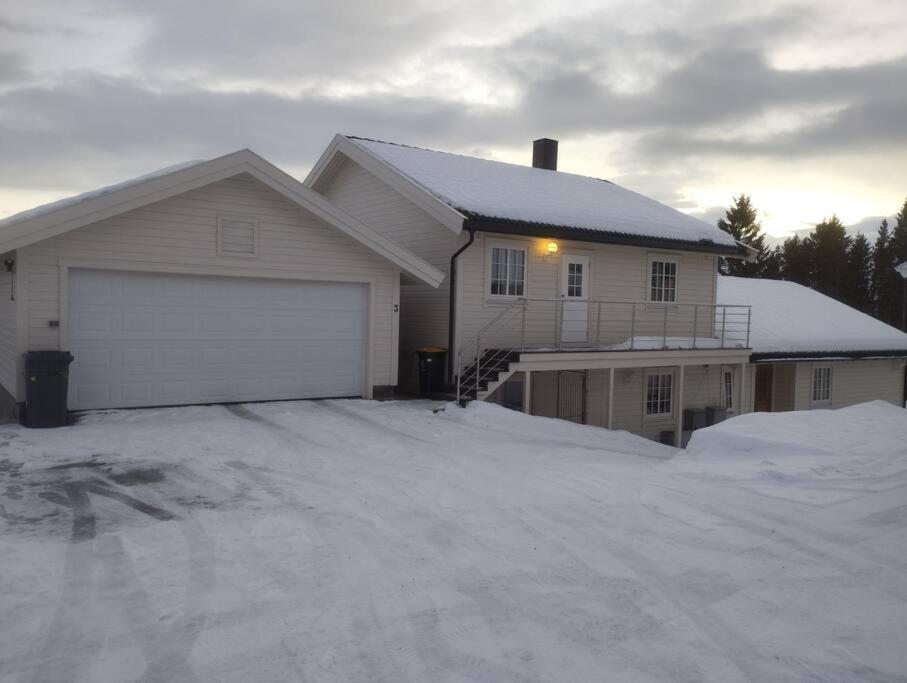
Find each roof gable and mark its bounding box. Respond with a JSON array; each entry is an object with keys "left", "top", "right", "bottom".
[{"left": 0, "top": 149, "right": 444, "bottom": 288}]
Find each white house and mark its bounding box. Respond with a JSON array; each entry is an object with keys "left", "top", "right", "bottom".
[
  {"left": 0, "top": 149, "right": 443, "bottom": 418},
  {"left": 717, "top": 276, "right": 907, "bottom": 411}
]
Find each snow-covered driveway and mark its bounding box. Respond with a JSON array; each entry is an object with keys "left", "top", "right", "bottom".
[{"left": 1, "top": 399, "right": 906, "bottom": 682}]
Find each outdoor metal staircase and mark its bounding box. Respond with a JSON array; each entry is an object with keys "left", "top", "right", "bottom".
[{"left": 456, "top": 348, "right": 519, "bottom": 404}]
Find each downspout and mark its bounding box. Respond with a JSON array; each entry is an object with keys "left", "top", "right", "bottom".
[{"left": 447, "top": 226, "right": 476, "bottom": 384}]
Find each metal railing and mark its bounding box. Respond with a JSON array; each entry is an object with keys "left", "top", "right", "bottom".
[{"left": 456, "top": 297, "right": 751, "bottom": 403}]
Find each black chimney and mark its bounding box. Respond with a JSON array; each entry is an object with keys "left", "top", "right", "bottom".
[{"left": 532, "top": 138, "right": 558, "bottom": 171}]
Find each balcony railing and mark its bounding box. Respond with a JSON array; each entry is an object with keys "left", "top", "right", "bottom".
[{"left": 456, "top": 297, "right": 751, "bottom": 402}]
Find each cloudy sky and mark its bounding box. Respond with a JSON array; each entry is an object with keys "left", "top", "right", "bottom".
[{"left": 1, "top": 0, "right": 905, "bottom": 236}]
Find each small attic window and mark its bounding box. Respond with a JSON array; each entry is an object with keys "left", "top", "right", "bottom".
[{"left": 218, "top": 217, "right": 257, "bottom": 256}]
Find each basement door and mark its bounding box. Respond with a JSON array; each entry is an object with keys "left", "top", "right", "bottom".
[
  {"left": 66, "top": 268, "right": 368, "bottom": 410},
  {"left": 560, "top": 254, "right": 589, "bottom": 343}
]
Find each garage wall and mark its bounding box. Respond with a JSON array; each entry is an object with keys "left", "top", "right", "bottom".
[
  {"left": 793, "top": 359, "right": 905, "bottom": 410},
  {"left": 17, "top": 173, "right": 401, "bottom": 396}
]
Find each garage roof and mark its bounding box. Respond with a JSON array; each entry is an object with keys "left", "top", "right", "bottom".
[{"left": 0, "top": 149, "right": 444, "bottom": 288}]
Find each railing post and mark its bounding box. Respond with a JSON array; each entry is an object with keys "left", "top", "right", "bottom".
[
  {"left": 662, "top": 304, "right": 668, "bottom": 349},
  {"left": 475, "top": 337, "right": 481, "bottom": 398},
  {"left": 630, "top": 303, "right": 636, "bottom": 350},
  {"left": 720, "top": 307, "right": 727, "bottom": 347},
  {"left": 595, "top": 302, "right": 602, "bottom": 349},
  {"left": 745, "top": 306, "right": 752, "bottom": 348},
  {"left": 692, "top": 304, "right": 698, "bottom": 349},
  {"left": 557, "top": 298, "right": 563, "bottom": 350},
  {"left": 456, "top": 351, "right": 462, "bottom": 404},
  {"left": 520, "top": 298, "right": 527, "bottom": 352}
]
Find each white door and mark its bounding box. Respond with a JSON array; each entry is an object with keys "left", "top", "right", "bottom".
[
  {"left": 560, "top": 254, "right": 590, "bottom": 343},
  {"left": 67, "top": 269, "right": 368, "bottom": 409}
]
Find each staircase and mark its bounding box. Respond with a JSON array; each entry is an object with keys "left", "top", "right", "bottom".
[{"left": 457, "top": 348, "right": 520, "bottom": 404}]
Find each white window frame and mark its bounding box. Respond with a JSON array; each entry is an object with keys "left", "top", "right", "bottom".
[
  {"left": 217, "top": 215, "right": 259, "bottom": 258},
  {"left": 723, "top": 367, "right": 735, "bottom": 412},
  {"left": 646, "top": 254, "right": 679, "bottom": 303},
  {"left": 643, "top": 369, "right": 675, "bottom": 420},
  {"left": 486, "top": 241, "right": 528, "bottom": 300},
  {"left": 811, "top": 365, "right": 832, "bottom": 405}
]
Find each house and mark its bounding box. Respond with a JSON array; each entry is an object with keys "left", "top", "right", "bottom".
[
  {"left": 0, "top": 149, "right": 444, "bottom": 419},
  {"left": 307, "top": 136, "right": 754, "bottom": 445},
  {"left": 717, "top": 276, "right": 907, "bottom": 411}
]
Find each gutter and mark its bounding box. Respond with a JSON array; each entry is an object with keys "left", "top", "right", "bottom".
[
  {"left": 750, "top": 349, "right": 907, "bottom": 362},
  {"left": 447, "top": 227, "right": 476, "bottom": 383}
]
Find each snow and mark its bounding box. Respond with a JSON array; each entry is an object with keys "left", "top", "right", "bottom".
[
  {"left": 0, "top": 159, "right": 207, "bottom": 229},
  {"left": 350, "top": 137, "right": 738, "bottom": 248},
  {"left": 717, "top": 275, "right": 907, "bottom": 354},
  {"left": 2, "top": 399, "right": 906, "bottom": 681}
]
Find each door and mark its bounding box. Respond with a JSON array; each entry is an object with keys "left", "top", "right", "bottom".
[
  {"left": 67, "top": 269, "right": 368, "bottom": 409},
  {"left": 754, "top": 364, "right": 774, "bottom": 412},
  {"left": 557, "top": 370, "right": 586, "bottom": 424},
  {"left": 560, "top": 254, "right": 590, "bottom": 343}
]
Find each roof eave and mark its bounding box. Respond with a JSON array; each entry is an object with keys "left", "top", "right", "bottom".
[
  {"left": 751, "top": 349, "right": 907, "bottom": 362},
  {"left": 463, "top": 214, "right": 747, "bottom": 257}
]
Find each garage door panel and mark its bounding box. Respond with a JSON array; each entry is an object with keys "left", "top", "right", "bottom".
[{"left": 67, "top": 269, "right": 368, "bottom": 409}]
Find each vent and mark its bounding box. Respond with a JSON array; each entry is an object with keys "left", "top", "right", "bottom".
[{"left": 218, "top": 217, "right": 257, "bottom": 256}]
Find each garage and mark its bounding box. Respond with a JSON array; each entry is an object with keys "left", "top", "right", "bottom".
[{"left": 67, "top": 268, "right": 368, "bottom": 409}]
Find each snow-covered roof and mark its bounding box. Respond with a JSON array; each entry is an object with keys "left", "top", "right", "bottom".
[
  {"left": 0, "top": 160, "right": 207, "bottom": 230},
  {"left": 717, "top": 276, "right": 907, "bottom": 356},
  {"left": 347, "top": 137, "right": 739, "bottom": 250},
  {"left": 896, "top": 260, "right": 907, "bottom": 277}
]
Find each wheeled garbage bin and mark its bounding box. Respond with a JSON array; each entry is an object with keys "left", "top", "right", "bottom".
[
  {"left": 22, "top": 350, "right": 74, "bottom": 428},
  {"left": 416, "top": 347, "right": 447, "bottom": 398}
]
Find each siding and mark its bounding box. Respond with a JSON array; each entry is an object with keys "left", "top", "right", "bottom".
[
  {"left": 319, "top": 156, "right": 459, "bottom": 390},
  {"left": 792, "top": 359, "right": 905, "bottom": 410},
  {"left": 772, "top": 363, "right": 796, "bottom": 411},
  {"left": 18, "top": 173, "right": 400, "bottom": 390},
  {"left": 0, "top": 251, "right": 16, "bottom": 395},
  {"left": 455, "top": 232, "right": 720, "bottom": 357}
]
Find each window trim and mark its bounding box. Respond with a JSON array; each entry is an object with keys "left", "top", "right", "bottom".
[
  {"left": 643, "top": 368, "right": 675, "bottom": 421},
  {"left": 646, "top": 254, "right": 679, "bottom": 304},
  {"left": 723, "top": 367, "right": 735, "bottom": 413},
  {"left": 217, "top": 215, "right": 259, "bottom": 258},
  {"left": 811, "top": 365, "right": 832, "bottom": 405},
  {"left": 485, "top": 240, "right": 528, "bottom": 301}
]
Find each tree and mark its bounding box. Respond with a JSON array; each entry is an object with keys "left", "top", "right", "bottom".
[
  {"left": 842, "top": 233, "right": 873, "bottom": 313},
  {"left": 872, "top": 219, "right": 897, "bottom": 323},
  {"left": 809, "top": 215, "right": 851, "bottom": 300},
  {"left": 761, "top": 244, "right": 784, "bottom": 279},
  {"left": 890, "top": 198, "right": 907, "bottom": 329},
  {"left": 717, "top": 194, "right": 769, "bottom": 276},
  {"left": 780, "top": 235, "right": 813, "bottom": 286}
]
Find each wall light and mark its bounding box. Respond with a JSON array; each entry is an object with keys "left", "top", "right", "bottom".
[{"left": 546, "top": 241, "right": 559, "bottom": 255}]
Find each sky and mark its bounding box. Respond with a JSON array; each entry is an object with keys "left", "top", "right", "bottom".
[{"left": 0, "top": 0, "right": 905, "bottom": 238}]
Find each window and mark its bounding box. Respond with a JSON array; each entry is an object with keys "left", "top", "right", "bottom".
[
  {"left": 645, "top": 371, "right": 674, "bottom": 417},
  {"left": 489, "top": 246, "right": 526, "bottom": 297},
  {"left": 812, "top": 366, "right": 832, "bottom": 403},
  {"left": 218, "top": 217, "right": 257, "bottom": 256},
  {"left": 649, "top": 258, "right": 677, "bottom": 302},
  {"left": 567, "top": 261, "right": 583, "bottom": 297},
  {"left": 723, "top": 369, "right": 734, "bottom": 411}
]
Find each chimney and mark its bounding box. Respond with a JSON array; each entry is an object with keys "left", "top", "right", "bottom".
[{"left": 532, "top": 138, "right": 558, "bottom": 171}]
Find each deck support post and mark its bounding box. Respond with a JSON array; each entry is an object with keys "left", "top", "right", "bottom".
[
  {"left": 739, "top": 362, "right": 747, "bottom": 414},
  {"left": 523, "top": 371, "right": 532, "bottom": 415},
  {"left": 607, "top": 367, "right": 615, "bottom": 429},
  {"left": 675, "top": 364, "right": 685, "bottom": 448}
]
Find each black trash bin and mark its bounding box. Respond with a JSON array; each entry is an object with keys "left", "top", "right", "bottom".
[
  {"left": 415, "top": 346, "right": 447, "bottom": 398},
  {"left": 22, "top": 350, "right": 74, "bottom": 428}
]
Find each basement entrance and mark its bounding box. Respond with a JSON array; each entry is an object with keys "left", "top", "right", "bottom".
[{"left": 557, "top": 370, "right": 586, "bottom": 424}]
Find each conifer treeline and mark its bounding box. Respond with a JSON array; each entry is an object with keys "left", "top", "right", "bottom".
[{"left": 718, "top": 195, "right": 907, "bottom": 330}]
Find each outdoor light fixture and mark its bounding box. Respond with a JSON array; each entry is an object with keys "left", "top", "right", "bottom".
[
  {"left": 546, "top": 241, "right": 559, "bottom": 255},
  {"left": 3, "top": 258, "right": 13, "bottom": 273}
]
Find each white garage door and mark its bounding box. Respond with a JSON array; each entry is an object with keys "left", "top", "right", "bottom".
[{"left": 67, "top": 269, "right": 368, "bottom": 409}]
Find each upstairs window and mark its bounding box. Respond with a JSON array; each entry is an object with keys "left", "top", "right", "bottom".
[
  {"left": 489, "top": 246, "right": 526, "bottom": 297},
  {"left": 649, "top": 257, "right": 677, "bottom": 302},
  {"left": 218, "top": 217, "right": 257, "bottom": 256},
  {"left": 645, "top": 370, "right": 674, "bottom": 418},
  {"left": 811, "top": 366, "right": 832, "bottom": 404}
]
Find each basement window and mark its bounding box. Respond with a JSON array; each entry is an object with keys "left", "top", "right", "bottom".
[
  {"left": 218, "top": 217, "right": 257, "bottom": 256},
  {"left": 723, "top": 369, "right": 734, "bottom": 412},
  {"left": 645, "top": 370, "right": 674, "bottom": 418},
  {"left": 811, "top": 366, "right": 832, "bottom": 404}
]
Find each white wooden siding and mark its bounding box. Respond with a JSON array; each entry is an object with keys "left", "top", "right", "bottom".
[
  {"left": 791, "top": 359, "right": 905, "bottom": 410},
  {"left": 0, "top": 251, "right": 16, "bottom": 395},
  {"left": 18, "top": 173, "right": 400, "bottom": 393},
  {"left": 318, "top": 156, "right": 458, "bottom": 389}
]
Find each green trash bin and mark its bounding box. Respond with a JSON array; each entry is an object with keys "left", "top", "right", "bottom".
[
  {"left": 415, "top": 347, "right": 447, "bottom": 398},
  {"left": 22, "top": 350, "right": 74, "bottom": 428}
]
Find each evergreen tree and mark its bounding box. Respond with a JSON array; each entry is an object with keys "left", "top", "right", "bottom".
[
  {"left": 842, "top": 232, "right": 873, "bottom": 313},
  {"left": 809, "top": 215, "right": 851, "bottom": 299},
  {"left": 781, "top": 235, "right": 813, "bottom": 286},
  {"left": 717, "top": 194, "right": 769, "bottom": 276},
  {"left": 872, "top": 219, "right": 897, "bottom": 323},
  {"left": 890, "top": 198, "right": 907, "bottom": 329},
  {"left": 761, "top": 244, "right": 784, "bottom": 279}
]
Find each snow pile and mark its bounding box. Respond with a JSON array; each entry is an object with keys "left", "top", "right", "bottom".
[
  {"left": 717, "top": 276, "right": 907, "bottom": 354},
  {"left": 350, "top": 137, "right": 737, "bottom": 247}
]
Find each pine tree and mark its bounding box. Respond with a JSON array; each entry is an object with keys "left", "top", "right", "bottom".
[
  {"left": 872, "top": 219, "right": 896, "bottom": 323},
  {"left": 809, "top": 215, "right": 851, "bottom": 299},
  {"left": 717, "top": 195, "right": 769, "bottom": 276},
  {"left": 890, "top": 198, "right": 907, "bottom": 329},
  {"left": 781, "top": 235, "right": 813, "bottom": 286},
  {"left": 842, "top": 233, "right": 873, "bottom": 313},
  {"left": 761, "top": 245, "right": 784, "bottom": 279}
]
